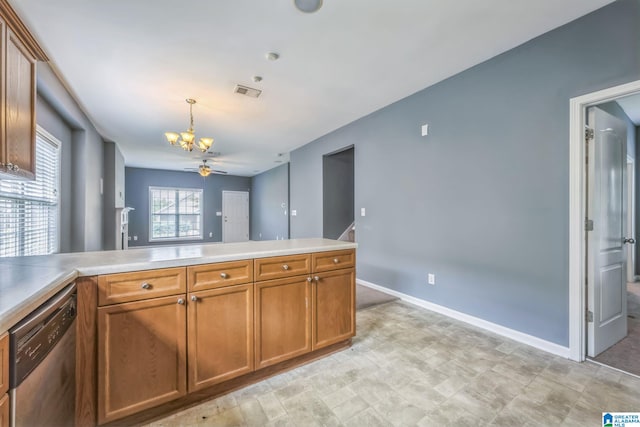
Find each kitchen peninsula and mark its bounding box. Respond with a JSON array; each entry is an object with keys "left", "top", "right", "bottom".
[{"left": 0, "top": 238, "right": 356, "bottom": 426}]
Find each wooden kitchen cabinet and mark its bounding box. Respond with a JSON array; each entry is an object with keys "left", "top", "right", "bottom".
[
  {"left": 97, "top": 295, "right": 187, "bottom": 424},
  {"left": 97, "top": 267, "right": 186, "bottom": 306},
  {"left": 0, "top": 393, "right": 8, "bottom": 427},
  {"left": 0, "top": 1, "right": 47, "bottom": 180},
  {"left": 0, "top": 332, "right": 7, "bottom": 427},
  {"left": 255, "top": 276, "right": 312, "bottom": 369},
  {"left": 188, "top": 284, "right": 253, "bottom": 391},
  {"left": 312, "top": 268, "right": 356, "bottom": 350},
  {"left": 0, "top": 332, "right": 7, "bottom": 395}
]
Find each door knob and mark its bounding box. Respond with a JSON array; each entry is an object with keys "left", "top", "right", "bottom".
[{"left": 624, "top": 238, "right": 636, "bottom": 244}]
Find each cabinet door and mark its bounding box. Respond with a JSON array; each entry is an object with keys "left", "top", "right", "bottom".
[
  {"left": 313, "top": 268, "right": 355, "bottom": 350},
  {"left": 3, "top": 28, "right": 35, "bottom": 180},
  {"left": 255, "top": 277, "right": 311, "bottom": 369},
  {"left": 98, "top": 295, "right": 187, "bottom": 424},
  {"left": 0, "top": 333, "right": 7, "bottom": 396},
  {"left": 188, "top": 284, "right": 253, "bottom": 392},
  {"left": 0, "top": 393, "right": 7, "bottom": 427}
]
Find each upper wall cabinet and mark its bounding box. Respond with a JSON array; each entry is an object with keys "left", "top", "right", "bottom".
[{"left": 0, "top": 0, "right": 47, "bottom": 180}]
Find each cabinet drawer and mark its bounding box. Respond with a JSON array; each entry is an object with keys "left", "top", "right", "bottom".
[
  {"left": 312, "top": 249, "right": 355, "bottom": 273},
  {"left": 254, "top": 254, "right": 311, "bottom": 281},
  {"left": 98, "top": 267, "right": 186, "bottom": 306},
  {"left": 188, "top": 260, "right": 253, "bottom": 291}
]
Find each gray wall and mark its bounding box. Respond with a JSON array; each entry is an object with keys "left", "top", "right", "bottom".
[
  {"left": 250, "top": 164, "right": 289, "bottom": 241},
  {"left": 323, "top": 147, "right": 354, "bottom": 239},
  {"left": 36, "top": 64, "right": 106, "bottom": 252},
  {"left": 125, "top": 167, "right": 251, "bottom": 246},
  {"left": 290, "top": 0, "right": 640, "bottom": 346}
]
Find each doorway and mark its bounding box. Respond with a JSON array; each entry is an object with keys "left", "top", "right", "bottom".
[
  {"left": 222, "top": 190, "right": 249, "bottom": 243},
  {"left": 569, "top": 80, "right": 640, "bottom": 370},
  {"left": 322, "top": 146, "right": 354, "bottom": 241}
]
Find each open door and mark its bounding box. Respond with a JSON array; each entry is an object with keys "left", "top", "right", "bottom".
[{"left": 586, "top": 106, "right": 630, "bottom": 357}]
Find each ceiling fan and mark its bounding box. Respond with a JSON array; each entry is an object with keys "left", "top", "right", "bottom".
[{"left": 184, "top": 159, "right": 228, "bottom": 177}]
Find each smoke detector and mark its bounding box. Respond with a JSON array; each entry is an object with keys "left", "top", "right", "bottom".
[{"left": 234, "top": 84, "right": 262, "bottom": 98}]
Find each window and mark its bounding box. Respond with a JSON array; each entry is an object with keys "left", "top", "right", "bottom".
[
  {"left": 0, "top": 128, "right": 61, "bottom": 257},
  {"left": 149, "top": 187, "right": 203, "bottom": 241}
]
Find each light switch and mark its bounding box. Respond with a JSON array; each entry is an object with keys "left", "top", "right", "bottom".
[
  {"left": 216, "top": 211, "right": 222, "bottom": 216},
  {"left": 291, "top": 210, "right": 297, "bottom": 216},
  {"left": 360, "top": 208, "right": 366, "bottom": 217},
  {"left": 421, "top": 124, "right": 429, "bottom": 136}
]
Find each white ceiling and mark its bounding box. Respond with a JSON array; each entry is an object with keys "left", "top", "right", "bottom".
[{"left": 12, "top": 0, "right": 615, "bottom": 176}]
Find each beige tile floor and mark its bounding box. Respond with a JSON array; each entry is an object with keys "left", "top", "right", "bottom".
[{"left": 146, "top": 301, "right": 640, "bottom": 426}]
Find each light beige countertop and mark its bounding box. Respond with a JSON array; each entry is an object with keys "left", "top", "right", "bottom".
[{"left": 0, "top": 238, "right": 357, "bottom": 332}]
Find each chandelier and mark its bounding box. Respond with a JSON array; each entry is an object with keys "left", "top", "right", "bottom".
[
  {"left": 165, "top": 98, "right": 214, "bottom": 152},
  {"left": 198, "top": 160, "right": 212, "bottom": 177}
]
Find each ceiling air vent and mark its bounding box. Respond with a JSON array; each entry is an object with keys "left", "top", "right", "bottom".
[{"left": 234, "top": 84, "right": 262, "bottom": 98}]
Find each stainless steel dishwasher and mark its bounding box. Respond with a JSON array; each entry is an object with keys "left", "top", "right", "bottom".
[{"left": 9, "top": 283, "right": 77, "bottom": 427}]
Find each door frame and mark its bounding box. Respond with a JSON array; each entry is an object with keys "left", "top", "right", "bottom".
[
  {"left": 569, "top": 79, "right": 640, "bottom": 361},
  {"left": 222, "top": 190, "right": 249, "bottom": 243},
  {"left": 627, "top": 155, "right": 636, "bottom": 283}
]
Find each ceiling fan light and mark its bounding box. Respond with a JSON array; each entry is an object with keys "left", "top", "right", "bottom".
[
  {"left": 199, "top": 164, "right": 211, "bottom": 177},
  {"left": 165, "top": 132, "right": 180, "bottom": 145}
]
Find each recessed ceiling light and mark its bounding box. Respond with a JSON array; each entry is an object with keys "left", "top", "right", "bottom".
[
  {"left": 266, "top": 52, "right": 279, "bottom": 61},
  {"left": 294, "top": 0, "right": 322, "bottom": 13}
]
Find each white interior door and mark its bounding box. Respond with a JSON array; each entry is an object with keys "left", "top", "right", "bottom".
[
  {"left": 587, "top": 106, "right": 629, "bottom": 357},
  {"left": 222, "top": 191, "right": 249, "bottom": 243},
  {"left": 627, "top": 157, "right": 636, "bottom": 282}
]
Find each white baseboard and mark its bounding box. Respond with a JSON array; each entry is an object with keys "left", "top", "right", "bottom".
[{"left": 356, "top": 278, "right": 570, "bottom": 359}]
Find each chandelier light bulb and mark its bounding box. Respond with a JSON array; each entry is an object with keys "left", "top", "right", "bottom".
[{"left": 165, "top": 99, "right": 214, "bottom": 154}]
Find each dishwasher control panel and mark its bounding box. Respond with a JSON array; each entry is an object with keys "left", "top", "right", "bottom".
[{"left": 9, "top": 283, "right": 77, "bottom": 388}]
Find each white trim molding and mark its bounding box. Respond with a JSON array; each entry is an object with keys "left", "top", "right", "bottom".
[
  {"left": 357, "top": 279, "right": 570, "bottom": 359},
  {"left": 568, "top": 79, "right": 640, "bottom": 362}
]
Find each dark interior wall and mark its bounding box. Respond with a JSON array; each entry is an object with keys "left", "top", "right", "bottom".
[
  {"left": 125, "top": 167, "right": 251, "bottom": 246},
  {"left": 250, "top": 164, "right": 289, "bottom": 241},
  {"left": 289, "top": 0, "right": 640, "bottom": 347},
  {"left": 323, "top": 147, "right": 354, "bottom": 239},
  {"left": 37, "top": 64, "right": 106, "bottom": 252}
]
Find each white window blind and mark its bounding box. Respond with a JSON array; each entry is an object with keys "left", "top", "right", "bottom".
[
  {"left": 149, "top": 187, "right": 203, "bottom": 241},
  {"left": 0, "top": 129, "right": 60, "bottom": 257}
]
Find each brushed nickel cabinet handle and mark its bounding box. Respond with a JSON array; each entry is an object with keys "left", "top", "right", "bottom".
[
  {"left": 191, "top": 295, "right": 198, "bottom": 302},
  {"left": 307, "top": 277, "right": 312, "bottom": 282},
  {"left": 282, "top": 264, "right": 289, "bottom": 270},
  {"left": 333, "top": 258, "right": 339, "bottom": 264},
  {"left": 220, "top": 272, "right": 228, "bottom": 279},
  {"left": 177, "top": 298, "right": 185, "bottom": 305},
  {"left": 314, "top": 276, "right": 320, "bottom": 282},
  {"left": 141, "top": 282, "right": 151, "bottom": 289}
]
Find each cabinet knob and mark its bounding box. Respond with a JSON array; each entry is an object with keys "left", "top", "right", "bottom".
[
  {"left": 314, "top": 276, "right": 320, "bottom": 282},
  {"left": 307, "top": 277, "right": 312, "bottom": 282},
  {"left": 333, "top": 258, "right": 339, "bottom": 264},
  {"left": 177, "top": 298, "right": 185, "bottom": 305},
  {"left": 141, "top": 282, "right": 151, "bottom": 289},
  {"left": 191, "top": 295, "right": 198, "bottom": 302},
  {"left": 282, "top": 264, "right": 289, "bottom": 270},
  {"left": 220, "top": 272, "right": 228, "bottom": 279}
]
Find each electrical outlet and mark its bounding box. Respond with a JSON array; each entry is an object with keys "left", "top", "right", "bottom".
[
  {"left": 428, "top": 274, "right": 435, "bottom": 285},
  {"left": 209, "top": 232, "right": 213, "bottom": 238}
]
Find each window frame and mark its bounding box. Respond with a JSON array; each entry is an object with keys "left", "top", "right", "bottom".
[
  {"left": 148, "top": 186, "right": 204, "bottom": 242},
  {"left": 0, "top": 125, "right": 61, "bottom": 257}
]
